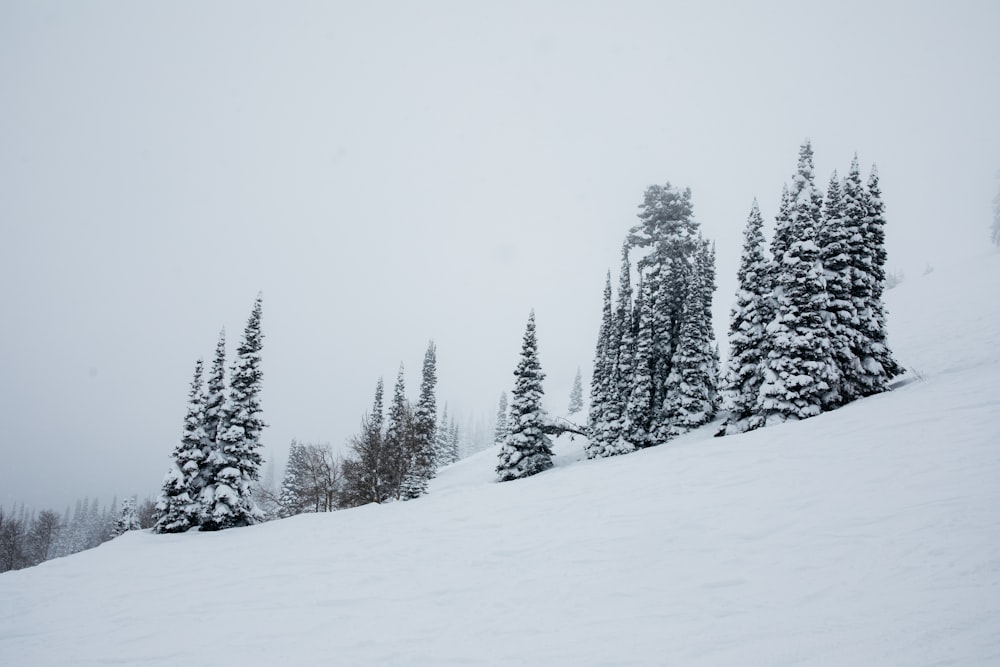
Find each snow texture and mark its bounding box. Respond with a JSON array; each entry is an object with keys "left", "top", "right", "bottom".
[{"left": 1, "top": 254, "right": 998, "bottom": 666}]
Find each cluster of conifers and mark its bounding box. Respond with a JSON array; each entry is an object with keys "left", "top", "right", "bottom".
[
  {"left": 154, "top": 295, "right": 266, "bottom": 533},
  {"left": 494, "top": 141, "right": 899, "bottom": 481}
]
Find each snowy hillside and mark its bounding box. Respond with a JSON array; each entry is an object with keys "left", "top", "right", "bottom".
[{"left": 2, "top": 254, "right": 998, "bottom": 666}]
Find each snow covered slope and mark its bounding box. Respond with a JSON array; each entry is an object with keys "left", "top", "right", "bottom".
[{"left": 2, "top": 254, "right": 998, "bottom": 666}]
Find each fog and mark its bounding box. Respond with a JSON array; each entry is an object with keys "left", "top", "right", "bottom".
[{"left": 2, "top": 0, "right": 998, "bottom": 511}]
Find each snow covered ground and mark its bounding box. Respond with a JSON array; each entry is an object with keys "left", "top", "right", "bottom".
[{"left": 2, "top": 253, "right": 998, "bottom": 666}]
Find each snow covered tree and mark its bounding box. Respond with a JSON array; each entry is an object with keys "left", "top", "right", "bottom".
[
  {"left": 154, "top": 358, "right": 207, "bottom": 533},
  {"left": 341, "top": 379, "right": 393, "bottom": 506},
  {"left": 381, "top": 365, "right": 417, "bottom": 500},
  {"left": 278, "top": 440, "right": 309, "bottom": 517},
  {"left": 435, "top": 403, "right": 451, "bottom": 465},
  {"left": 401, "top": 342, "right": 438, "bottom": 500},
  {"left": 757, "top": 141, "right": 839, "bottom": 423},
  {"left": 493, "top": 392, "right": 508, "bottom": 447},
  {"left": 854, "top": 164, "right": 902, "bottom": 390},
  {"left": 567, "top": 368, "right": 584, "bottom": 415},
  {"left": 625, "top": 277, "right": 655, "bottom": 446},
  {"left": 662, "top": 239, "right": 718, "bottom": 433},
  {"left": 194, "top": 329, "right": 228, "bottom": 510},
  {"left": 625, "top": 182, "right": 715, "bottom": 442},
  {"left": 497, "top": 311, "right": 553, "bottom": 481},
  {"left": 610, "top": 244, "right": 635, "bottom": 448},
  {"left": 112, "top": 497, "right": 141, "bottom": 536},
  {"left": 447, "top": 418, "right": 461, "bottom": 465},
  {"left": 279, "top": 441, "right": 341, "bottom": 515},
  {"left": 201, "top": 295, "right": 266, "bottom": 530},
  {"left": 586, "top": 274, "right": 625, "bottom": 457},
  {"left": 719, "top": 201, "right": 772, "bottom": 435}
]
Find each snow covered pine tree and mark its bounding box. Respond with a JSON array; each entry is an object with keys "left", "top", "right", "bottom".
[
  {"left": 154, "top": 359, "right": 207, "bottom": 533},
  {"left": 401, "top": 341, "right": 438, "bottom": 500},
  {"left": 497, "top": 311, "right": 553, "bottom": 481},
  {"left": 201, "top": 295, "right": 266, "bottom": 530},
  {"left": 719, "top": 201, "right": 771, "bottom": 435}
]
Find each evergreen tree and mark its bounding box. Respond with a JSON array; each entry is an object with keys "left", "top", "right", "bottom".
[
  {"left": 497, "top": 311, "right": 553, "bottom": 481},
  {"left": 610, "top": 244, "right": 635, "bottom": 451},
  {"left": 401, "top": 342, "right": 438, "bottom": 500},
  {"left": 758, "top": 141, "right": 839, "bottom": 423},
  {"left": 567, "top": 368, "right": 584, "bottom": 415},
  {"left": 720, "top": 200, "right": 772, "bottom": 435},
  {"left": 435, "top": 403, "right": 452, "bottom": 466},
  {"left": 627, "top": 182, "right": 714, "bottom": 442},
  {"left": 154, "top": 359, "right": 207, "bottom": 533},
  {"left": 820, "top": 169, "right": 863, "bottom": 404},
  {"left": 447, "top": 418, "right": 461, "bottom": 465},
  {"left": 202, "top": 295, "right": 266, "bottom": 530},
  {"left": 112, "top": 497, "right": 140, "bottom": 536},
  {"left": 663, "top": 238, "right": 719, "bottom": 432},
  {"left": 340, "top": 379, "right": 391, "bottom": 506},
  {"left": 771, "top": 184, "right": 794, "bottom": 263},
  {"left": 195, "top": 330, "right": 227, "bottom": 513},
  {"left": 493, "top": 392, "right": 508, "bottom": 448},
  {"left": 278, "top": 440, "right": 309, "bottom": 517},
  {"left": 586, "top": 274, "right": 621, "bottom": 458},
  {"left": 383, "top": 364, "right": 414, "bottom": 499},
  {"left": 625, "top": 277, "right": 655, "bottom": 446},
  {"left": 855, "top": 164, "right": 902, "bottom": 390}
]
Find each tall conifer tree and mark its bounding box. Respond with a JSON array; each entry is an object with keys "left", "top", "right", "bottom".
[
  {"left": 497, "top": 311, "right": 553, "bottom": 481},
  {"left": 401, "top": 342, "right": 438, "bottom": 499},
  {"left": 758, "top": 141, "right": 839, "bottom": 423},
  {"left": 202, "top": 295, "right": 266, "bottom": 530},
  {"left": 154, "top": 359, "right": 206, "bottom": 533},
  {"left": 720, "top": 201, "right": 771, "bottom": 435}
]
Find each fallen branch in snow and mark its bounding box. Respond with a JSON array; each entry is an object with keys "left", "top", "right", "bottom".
[{"left": 542, "top": 417, "right": 588, "bottom": 438}]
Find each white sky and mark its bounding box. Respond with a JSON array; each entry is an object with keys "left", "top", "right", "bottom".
[{"left": 2, "top": 0, "right": 998, "bottom": 511}]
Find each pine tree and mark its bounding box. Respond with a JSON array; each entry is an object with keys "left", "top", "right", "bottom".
[
  {"left": 112, "top": 497, "right": 140, "bottom": 536},
  {"left": 625, "top": 277, "right": 655, "bottom": 446},
  {"left": 626, "top": 182, "right": 714, "bottom": 442},
  {"left": 662, "top": 240, "right": 718, "bottom": 433},
  {"left": 497, "top": 311, "right": 553, "bottom": 481},
  {"left": 854, "top": 164, "right": 902, "bottom": 391},
  {"left": 720, "top": 201, "right": 771, "bottom": 435},
  {"left": 493, "top": 392, "right": 509, "bottom": 448},
  {"left": 383, "top": 364, "right": 413, "bottom": 499},
  {"left": 435, "top": 403, "right": 452, "bottom": 466},
  {"left": 202, "top": 295, "right": 266, "bottom": 530},
  {"left": 154, "top": 359, "right": 207, "bottom": 533},
  {"left": 447, "top": 418, "right": 461, "bottom": 465},
  {"left": 195, "top": 329, "right": 227, "bottom": 514},
  {"left": 278, "top": 440, "right": 309, "bottom": 517},
  {"left": 757, "top": 141, "right": 839, "bottom": 423},
  {"left": 340, "top": 379, "right": 391, "bottom": 506},
  {"left": 567, "top": 368, "right": 584, "bottom": 415},
  {"left": 586, "top": 274, "right": 615, "bottom": 458},
  {"left": 771, "top": 184, "right": 793, "bottom": 264},
  {"left": 401, "top": 342, "right": 438, "bottom": 500},
  {"left": 610, "top": 243, "right": 636, "bottom": 452},
  {"left": 820, "top": 169, "right": 862, "bottom": 404}
]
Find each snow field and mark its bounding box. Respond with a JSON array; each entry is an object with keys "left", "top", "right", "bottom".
[{"left": 1, "top": 253, "right": 998, "bottom": 666}]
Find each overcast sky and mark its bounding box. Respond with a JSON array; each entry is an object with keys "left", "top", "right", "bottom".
[{"left": 2, "top": 0, "right": 998, "bottom": 512}]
